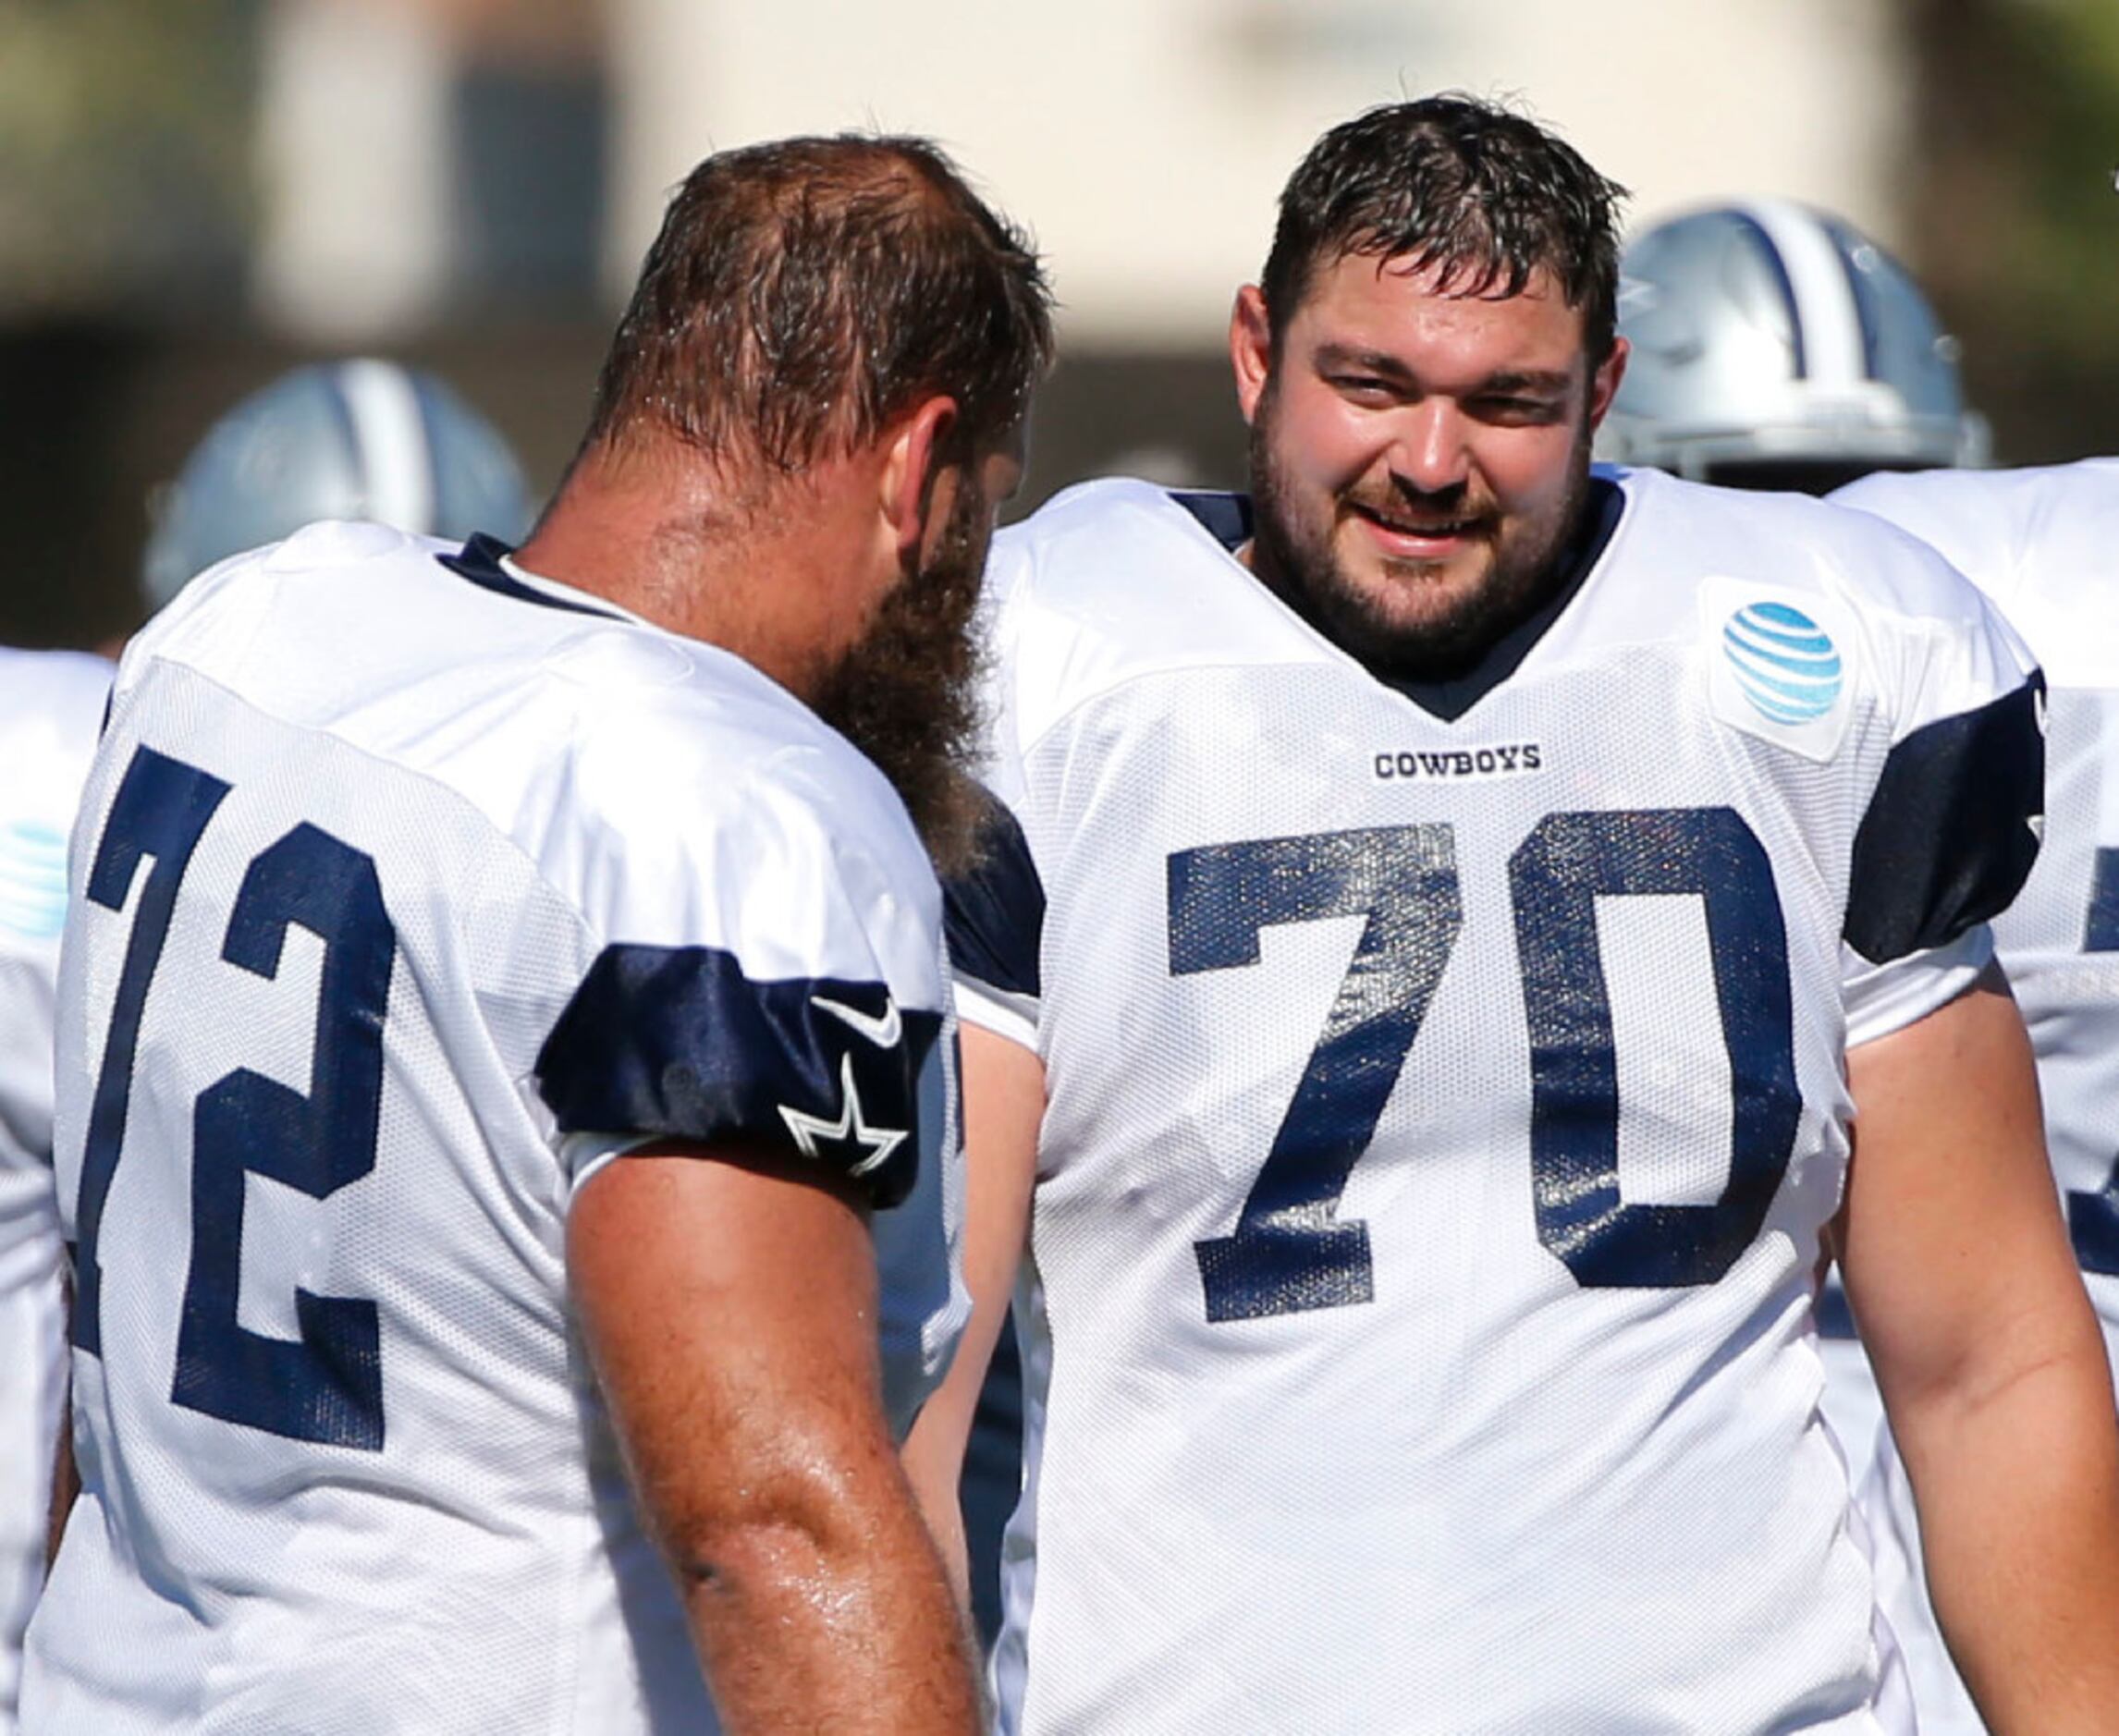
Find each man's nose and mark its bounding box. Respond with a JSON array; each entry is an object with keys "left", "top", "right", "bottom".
[{"left": 1388, "top": 400, "right": 1473, "bottom": 495}]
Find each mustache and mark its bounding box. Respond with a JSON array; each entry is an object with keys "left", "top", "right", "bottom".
[{"left": 1340, "top": 482, "right": 1500, "bottom": 535}]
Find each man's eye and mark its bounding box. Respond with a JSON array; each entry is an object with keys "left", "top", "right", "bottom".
[
  {"left": 1329, "top": 375, "right": 1394, "bottom": 399},
  {"left": 1476, "top": 397, "right": 1558, "bottom": 422}
]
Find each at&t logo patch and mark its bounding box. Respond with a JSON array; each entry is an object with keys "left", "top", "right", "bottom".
[
  {"left": 1699, "top": 579, "right": 1860, "bottom": 762},
  {"left": 1722, "top": 602, "right": 1843, "bottom": 725}
]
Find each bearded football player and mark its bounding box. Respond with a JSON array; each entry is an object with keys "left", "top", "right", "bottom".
[{"left": 29, "top": 135, "right": 1050, "bottom": 1734}]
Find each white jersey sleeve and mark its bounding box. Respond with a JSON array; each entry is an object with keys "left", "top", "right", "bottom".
[
  {"left": 0, "top": 646, "right": 113, "bottom": 1736},
  {"left": 0, "top": 648, "right": 114, "bottom": 1238},
  {"left": 1824, "top": 510, "right": 2043, "bottom": 1046},
  {"left": 530, "top": 712, "right": 950, "bottom": 1214}
]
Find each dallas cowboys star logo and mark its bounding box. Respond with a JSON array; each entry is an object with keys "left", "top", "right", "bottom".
[{"left": 778, "top": 1051, "right": 907, "bottom": 1178}]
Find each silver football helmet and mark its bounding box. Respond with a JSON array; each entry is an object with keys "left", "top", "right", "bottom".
[
  {"left": 1597, "top": 200, "right": 1989, "bottom": 492},
  {"left": 142, "top": 359, "right": 534, "bottom": 613}
]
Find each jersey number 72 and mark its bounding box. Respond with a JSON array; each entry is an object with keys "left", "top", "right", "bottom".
[{"left": 71, "top": 743, "right": 395, "bottom": 1451}]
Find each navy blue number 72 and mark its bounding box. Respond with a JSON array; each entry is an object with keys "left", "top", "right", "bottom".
[
  {"left": 73, "top": 744, "right": 396, "bottom": 1451},
  {"left": 1169, "top": 807, "right": 1801, "bottom": 1322}
]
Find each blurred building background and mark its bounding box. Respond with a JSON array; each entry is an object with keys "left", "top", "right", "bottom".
[{"left": 2, "top": 0, "right": 2113, "bottom": 646}]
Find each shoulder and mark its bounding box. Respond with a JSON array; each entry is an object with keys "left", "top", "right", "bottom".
[
  {"left": 1616, "top": 467, "right": 2030, "bottom": 729},
  {"left": 128, "top": 525, "right": 937, "bottom": 969},
  {"left": 535, "top": 645, "right": 939, "bottom": 973},
  {"left": 1831, "top": 461, "right": 2119, "bottom": 684},
  {"left": 987, "top": 476, "right": 1231, "bottom": 613},
  {"left": 1831, "top": 460, "right": 2119, "bottom": 580},
  {"left": 1621, "top": 465, "right": 1990, "bottom": 624},
  {"left": 0, "top": 646, "right": 113, "bottom": 955},
  {"left": 579, "top": 646, "right": 923, "bottom": 877},
  {"left": 0, "top": 644, "right": 114, "bottom": 818},
  {"left": 982, "top": 478, "right": 1325, "bottom": 754}
]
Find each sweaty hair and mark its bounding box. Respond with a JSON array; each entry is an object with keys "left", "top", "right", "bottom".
[
  {"left": 1261, "top": 95, "right": 1627, "bottom": 362},
  {"left": 581, "top": 134, "right": 1053, "bottom": 474}
]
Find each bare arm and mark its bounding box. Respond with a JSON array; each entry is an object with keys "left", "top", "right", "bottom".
[
  {"left": 570, "top": 1141, "right": 979, "bottom": 1734},
  {"left": 1840, "top": 963, "right": 2119, "bottom": 1733},
  {"left": 46, "top": 1276, "right": 75, "bottom": 1568},
  {"left": 45, "top": 1387, "right": 74, "bottom": 1572},
  {"left": 900, "top": 1022, "right": 1043, "bottom": 1608}
]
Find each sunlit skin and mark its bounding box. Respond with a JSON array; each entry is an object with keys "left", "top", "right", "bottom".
[{"left": 1231, "top": 254, "right": 1629, "bottom": 677}]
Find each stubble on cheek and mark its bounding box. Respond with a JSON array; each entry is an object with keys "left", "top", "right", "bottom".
[{"left": 1246, "top": 412, "right": 1594, "bottom": 679}]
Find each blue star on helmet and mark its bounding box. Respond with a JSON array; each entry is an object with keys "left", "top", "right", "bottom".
[{"left": 778, "top": 1051, "right": 907, "bottom": 1178}]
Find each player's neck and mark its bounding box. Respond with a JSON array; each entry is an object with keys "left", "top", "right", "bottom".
[{"left": 517, "top": 446, "right": 890, "bottom": 703}]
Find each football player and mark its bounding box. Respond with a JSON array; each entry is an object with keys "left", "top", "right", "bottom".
[
  {"left": 0, "top": 647, "right": 112, "bottom": 1735},
  {"left": 1831, "top": 460, "right": 2119, "bottom": 1734},
  {"left": 1600, "top": 202, "right": 2114, "bottom": 1735},
  {"left": 1596, "top": 201, "right": 1990, "bottom": 1507},
  {"left": 1597, "top": 199, "right": 1989, "bottom": 494},
  {"left": 903, "top": 98, "right": 2119, "bottom": 1731},
  {"left": 25, "top": 133, "right": 1050, "bottom": 1733},
  {"left": 139, "top": 357, "right": 535, "bottom": 613},
  {"left": 3, "top": 359, "right": 527, "bottom": 1736}
]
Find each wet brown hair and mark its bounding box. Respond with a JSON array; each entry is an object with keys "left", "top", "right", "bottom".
[
  {"left": 1263, "top": 95, "right": 1627, "bottom": 361},
  {"left": 580, "top": 133, "right": 1053, "bottom": 475}
]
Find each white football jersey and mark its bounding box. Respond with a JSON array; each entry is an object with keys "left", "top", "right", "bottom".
[
  {"left": 947, "top": 471, "right": 2042, "bottom": 1734},
  {"left": 1832, "top": 458, "right": 2119, "bottom": 1736},
  {"left": 0, "top": 645, "right": 113, "bottom": 1734},
  {"left": 23, "top": 524, "right": 966, "bottom": 1733}
]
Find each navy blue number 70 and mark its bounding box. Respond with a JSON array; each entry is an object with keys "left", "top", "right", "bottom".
[
  {"left": 1169, "top": 807, "right": 1800, "bottom": 1321},
  {"left": 74, "top": 744, "right": 396, "bottom": 1451}
]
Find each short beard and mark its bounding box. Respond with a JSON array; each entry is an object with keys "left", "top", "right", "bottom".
[
  {"left": 1246, "top": 389, "right": 1594, "bottom": 682},
  {"left": 809, "top": 483, "right": 990, "bottom": 878}
]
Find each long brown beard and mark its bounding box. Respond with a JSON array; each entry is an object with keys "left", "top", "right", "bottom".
[{"left": 809, "top": 485, "right": 990, "bottom": 877}]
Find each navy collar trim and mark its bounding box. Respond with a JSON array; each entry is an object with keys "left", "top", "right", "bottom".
[
  {"left": 1382, "top": 476, "right": 1626, "bottom": 721},
  {"left": 1171, "top": 490, "right": 1254, "bottom": 552},
  {"left": 437, "top": 533, "right": 626, "bottom": 621},
  {"left": 1175, "top": 479, "right": 1626, "bottom": 724}
]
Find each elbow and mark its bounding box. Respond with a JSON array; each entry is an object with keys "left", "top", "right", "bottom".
[
  {"left": 663, "top": 1513, "right": 839, "bottom": 1604},
  {"left": 652, "top": 1461, "right": 884, "bottom": 1608}
]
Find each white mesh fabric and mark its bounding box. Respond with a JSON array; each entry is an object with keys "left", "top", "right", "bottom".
[
  {"left": 0, "top": 649, "right": 112, "bottom": 1267},
  {"left": 0, "top": 645, "right": 110, "bottom": 1735},
  {"left": 26, "top": 528, "right": 964, "bottom": 1732},
  {"left": 974, "top": 474, "right": 2032, "bottom": 1735},
  {"left": 1832, "top": 458, "right": 2119, "bottom": 1734},
  {"left": 1008, "top": 657, "right": 1879, "bottom": 1735}
]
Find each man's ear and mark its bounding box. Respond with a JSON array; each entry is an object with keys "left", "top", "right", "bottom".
[
  {"left": 1229, "top": 285, "right": 1274, "bottom": 424},
  {"left": 1586, "top": 336, "right": 1630, "bottom": 432},
  {"left": 880, "top": 396, "right": 960, "bottom": 556}
]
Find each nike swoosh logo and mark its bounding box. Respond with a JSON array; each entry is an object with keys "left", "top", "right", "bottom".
[{"left": 813, "top": 993, "right": 902, "bottom": 1048}]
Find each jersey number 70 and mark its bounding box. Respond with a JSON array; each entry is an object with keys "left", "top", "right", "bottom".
[{"left": 1169, "top": 807, "right": 1802, "bottom": 1322}]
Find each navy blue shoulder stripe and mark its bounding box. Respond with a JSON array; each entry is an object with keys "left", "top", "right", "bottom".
[
  {"left": 437, "top": 534, "right": 622, "bottom": 620},
  {"left": 943, "top": 786, "right": 1045, "bottom": 1000},
  {"left": 1843, "top": 674, "right": 2045, "bottom": 964},
  {"left": 537, "top": 942, "right": 943, "bottom": 1209}
]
